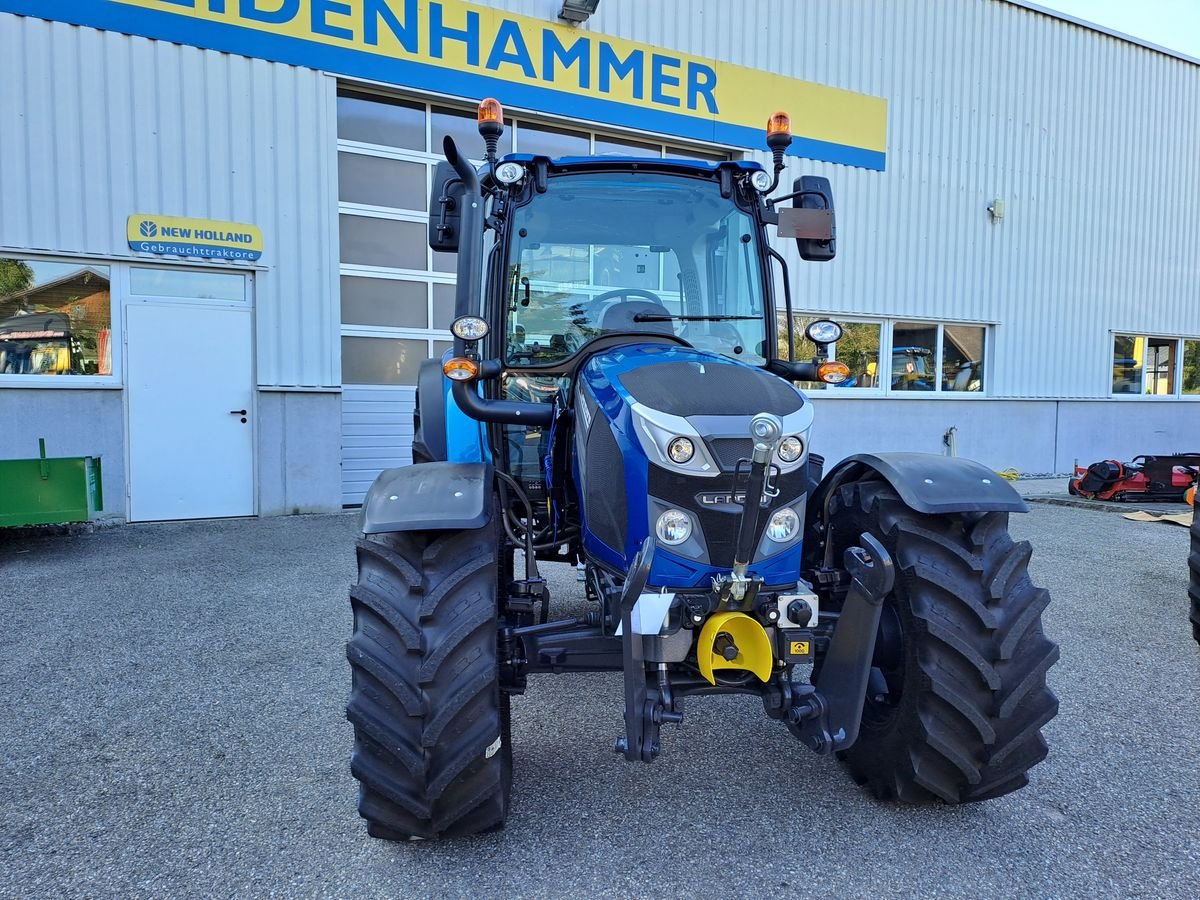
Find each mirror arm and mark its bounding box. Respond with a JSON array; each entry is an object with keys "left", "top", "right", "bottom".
[
  {"left": 766, "top": 359, "right": 820, "bottom": 382},
  {"left": 765, "top": 245, "right": 796, "bottom": 362},
  {"left": 767, "top": 189, "right": 830, "bottom": 210}
]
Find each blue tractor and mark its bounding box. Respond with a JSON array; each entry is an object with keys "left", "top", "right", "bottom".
[{"left": 346, "top": 100, "right": 1059, "bottom": 840}]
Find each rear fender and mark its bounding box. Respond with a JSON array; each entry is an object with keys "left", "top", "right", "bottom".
[
  {"left": 810, "top": 452, "right": 1027, "bottom": 521},
  {"left": 360, "top": 462, "right": 493, "bottom": 534}
]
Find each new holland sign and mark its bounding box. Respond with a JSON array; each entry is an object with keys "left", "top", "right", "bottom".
[
  {"left": 127, "top": 214, "right": 264, "bottom": 261},
  {"left": 3, "top": 0, "right": 888, "bottom": 170}
]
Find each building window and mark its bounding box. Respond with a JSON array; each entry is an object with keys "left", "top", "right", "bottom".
[
  {"left": 1112, "top": 333, "right": 1197, "bottom": 397},
  {"left": 789, "top": 315, "right": 985, "bottom": 395},
  {"left": 0, "top": 258, "right": 113, "bottom": 378},
  {"left": 1183, "top": 340, "right": 1200, "bottom": 395},
  {"left": 785, "top": 316, "right": 882, "bottom": 390}
]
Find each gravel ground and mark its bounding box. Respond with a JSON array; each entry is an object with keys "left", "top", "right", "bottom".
[{"left": 1, "top": 505, "right": 1197, "bottom": 898}]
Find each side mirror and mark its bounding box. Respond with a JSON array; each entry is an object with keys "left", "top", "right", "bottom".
[
  {"left": 428, "top": 160, "right": 464, "bottom": 252},
  {"left": 779, "top": 175, "right": 836, "bottom": 262}
]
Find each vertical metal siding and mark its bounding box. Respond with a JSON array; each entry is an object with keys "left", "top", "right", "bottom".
[
  {"left": 0, "top": 13, "right": 338, "bottom": 388},
  {"left": 4, "top": 3, "right": 1198, "bottom": 398},
  {"left": 479, "top": 0, "right": 1199, "bottom": 399}
]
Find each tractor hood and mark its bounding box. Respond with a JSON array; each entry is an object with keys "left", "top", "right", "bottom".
[
  {"left": 576, "top": 344, "right": 814, "bottom": 467},
  {"left": 571, "top": 343, "right": 815, "bottom": 587}
]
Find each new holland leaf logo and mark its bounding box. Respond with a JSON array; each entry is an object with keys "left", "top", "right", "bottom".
[{"left": 140, "top": 221, "right": 158, "bottom": 238}]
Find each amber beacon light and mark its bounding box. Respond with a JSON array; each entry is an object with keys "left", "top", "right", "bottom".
[
  {"left": 767, "top": 110, "right": 792, "bottom": 139},
  {"left": 477, "top": 97, "right": 505, "bottom": 163},
  {"left": 477, "top": 97, "right": 504, "bottom": 128}
]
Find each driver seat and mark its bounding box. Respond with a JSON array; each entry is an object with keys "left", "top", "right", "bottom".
[{"left": 600, "top": 299, "right": 674, "bottom": 335}]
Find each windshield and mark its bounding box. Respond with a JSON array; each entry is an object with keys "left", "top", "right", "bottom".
[{"left": 503, "top": 171, "right": 767, "bottom": 367}]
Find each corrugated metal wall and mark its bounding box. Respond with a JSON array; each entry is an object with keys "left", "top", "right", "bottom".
[
  {"left": 3, "top": 1, "right": 1197, "bottom": 399},
  {"left": 0, "top": 13, "right": 340, "bottom": 388},
  {"left": 478, "top": 0, "right": 1200, "bottom": 399}
]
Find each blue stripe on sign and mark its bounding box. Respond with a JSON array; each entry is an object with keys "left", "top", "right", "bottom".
[
  {"left": 130, "top": 240, "right": 262, "bottom": 261},
  {"left": 0, "top": 0, "right": 886, "bottom": 171}
]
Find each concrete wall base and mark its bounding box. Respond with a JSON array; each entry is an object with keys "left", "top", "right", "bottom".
[{"left": 256, "top": 389, "right": 343, "bottom": 516}]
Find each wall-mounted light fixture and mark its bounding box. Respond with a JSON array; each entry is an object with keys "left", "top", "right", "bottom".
[
  {"left": 987, "top": 198, "right": 1005, "bottom": 222},
  {"left": 558, "top": 0, "right": 600, "bottom": 25}
]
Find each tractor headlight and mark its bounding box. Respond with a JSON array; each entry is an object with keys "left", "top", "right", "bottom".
[
  {"left": 494, "top": 161, "right": 524, "bottom": 184},
  {"left": 778, "top": 436, "right": 804, "bottom": 463},
  {"left": 655, "top": 509, "right": 693, "bottom": 546},
  {"left": 765, "top": 507, "right": 800, "bottom": 543},
  {"left": 667, "top": 437, "right": 695, "bottom": 464},
  {"left": 750, "top": 170, "right": 773, "bottom": 192}
]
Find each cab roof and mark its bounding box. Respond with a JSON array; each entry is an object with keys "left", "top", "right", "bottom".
[{"left": 497, "top": 153, "right": 765, "bottom": 175}]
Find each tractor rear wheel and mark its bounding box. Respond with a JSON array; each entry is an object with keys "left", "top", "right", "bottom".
[
  {"left": 346, "top": 516, "right": 511, "bottom": 839},
  {"left": 1189, "top": 509, "right": 1200, "bottom": 644},
  {"left": 824, "top": 480, "right": 1059, "bottom": 803}
]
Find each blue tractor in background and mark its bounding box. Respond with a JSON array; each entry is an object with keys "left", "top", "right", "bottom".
[{"left": 346, "top": 100, "right": 1059, "bottom": 840}]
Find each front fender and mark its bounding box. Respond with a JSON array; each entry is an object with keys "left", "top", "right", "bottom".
[
  {"left": 360, "top": 462, "right": 494, "bottom": 534},
  {"left": 810, "top": 452, "right": 1027, "bottom": 517}
]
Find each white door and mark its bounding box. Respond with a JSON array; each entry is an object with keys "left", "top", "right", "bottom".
[{"left": 126, "top": 302, "right": 254, "bottom": 521}]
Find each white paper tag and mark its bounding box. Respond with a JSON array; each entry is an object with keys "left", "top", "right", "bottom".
[{"left": 615, "top": 592, "right": 675, "bottom": 636}]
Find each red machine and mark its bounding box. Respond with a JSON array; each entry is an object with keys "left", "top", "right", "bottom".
[{"left": 1069, "top": 454, "right": 1200, "bottom": 502}]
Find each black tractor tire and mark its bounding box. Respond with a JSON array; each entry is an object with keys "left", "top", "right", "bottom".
[
  {"left": 824, "top": 479, "right": 1059, "bottom": 804},
  {"left": 1189, "top": 508, "right": 1200, "bottom": 644},
  {"left": 346, "top": 516, "right": 511, "bottom": 840}
]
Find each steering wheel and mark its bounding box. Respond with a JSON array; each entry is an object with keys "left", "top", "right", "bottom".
[{"left": 592, "top": 287, "right": 665, "bottom": 306}]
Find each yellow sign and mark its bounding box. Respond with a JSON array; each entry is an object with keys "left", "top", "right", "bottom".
[
  {"left": 7, "top": 0, "right": 887, "bottom": 169},
  {"left": 790, "top": 641, "right": 811, "bottom": 656},
  {"left": 127, "top": 214, "right": 264, "bottom": 262}
]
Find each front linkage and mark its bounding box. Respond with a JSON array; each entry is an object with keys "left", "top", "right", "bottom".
[
  {"left": 613, "top": 531, "right": 894, "bottom": 764},
  {"left": 498, "top": 412, "right": 896, "bottom": 766}
]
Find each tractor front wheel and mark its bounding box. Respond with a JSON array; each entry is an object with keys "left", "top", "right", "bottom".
[
  {"left": 346, "top": 517, "right": 511, "bottom": 839},
  {"left": 824, "top": 480, "right": 1059, "bottom": 803}
]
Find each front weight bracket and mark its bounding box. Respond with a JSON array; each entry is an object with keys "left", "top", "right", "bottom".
[{"left": 791, "top": 532, "right": 895, "bottom": 753}]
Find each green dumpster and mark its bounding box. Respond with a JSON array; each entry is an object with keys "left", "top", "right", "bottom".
[{"left": 0, "top": 438, "right": 103, "bottom": 527}]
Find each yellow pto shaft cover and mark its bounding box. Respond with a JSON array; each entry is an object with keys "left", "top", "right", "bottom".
[{"left": 696, "top": 611, "right": 775, "bottom": 685}]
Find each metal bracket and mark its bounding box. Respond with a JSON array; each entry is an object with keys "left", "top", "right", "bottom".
[
  {"left": 788, "top": 532, "right": 895, "bottom": 753},
  {"left": 614, "top": 538, "right": 681, "bottom": 762}
]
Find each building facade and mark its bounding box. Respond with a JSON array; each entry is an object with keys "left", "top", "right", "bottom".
[{"left": 1, "top": 0, "right": 1196, "bottom": 521}]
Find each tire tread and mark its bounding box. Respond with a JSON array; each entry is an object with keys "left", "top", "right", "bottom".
[
  {"left": 833, "top": 480, "right": 1059, "bottom": 804},
  {"left": 346, "top": 520, "right": 510, "bottom": 840}
]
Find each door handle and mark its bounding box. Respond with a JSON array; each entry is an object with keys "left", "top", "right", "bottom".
[{"left": 229, "top": 409, "right": 247, "bottom": 416}]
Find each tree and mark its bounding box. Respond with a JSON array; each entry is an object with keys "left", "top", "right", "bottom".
[{"left": 0, "top": 259, "right": 34, "bottom": 298}]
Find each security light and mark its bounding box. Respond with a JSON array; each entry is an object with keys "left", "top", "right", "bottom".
[{"left": 558, "top": 0, "right": 600, "bottom": 25}]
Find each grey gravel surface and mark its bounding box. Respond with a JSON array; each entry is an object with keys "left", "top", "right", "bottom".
[{"left": 1, "top": 506, "right": 1198, "bottom": 898}]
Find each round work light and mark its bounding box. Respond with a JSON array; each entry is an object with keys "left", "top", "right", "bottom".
[
  {"left": 750, "top": 170, "right": 773, "bottom": 192},
  {"left": 451, "top": 316, "right": 489, "bottom": 341},
  {"left": 495, "top": 161, "right": 525, "bottom": 185},
  {"left": 805, "top": 319, "right": 843, "bottom": 344}
]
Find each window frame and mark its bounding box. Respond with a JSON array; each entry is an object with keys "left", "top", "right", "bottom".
[
  {"left": 1110, "top": 332, "right": 1200, "bottom": 399},
  {"left": 790, "top": 313, "right": 992, "bottom": 398},
  {"left": 0, "top": 253, "right": 122, "bottom": 389}
]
